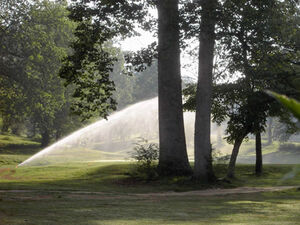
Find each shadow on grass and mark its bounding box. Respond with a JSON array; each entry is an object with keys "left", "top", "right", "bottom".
[
  {"left": 0, "top": 163, "right": 299, "bottom": 194},
  {"left": 0, "top": 189, "right": 300, "bottom": 225},
  {"left": 0, "top": 141, "right": 41, "bottom": 156}
]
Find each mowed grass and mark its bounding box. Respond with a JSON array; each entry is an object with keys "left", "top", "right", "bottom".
[
  {"left": 0, "top": 134, "right": 41, "bottom": 165},
  {"left": 0, "top": 134, "right": 300, "bottom": 224},
  {"left": 0, "top": 162, "right": 300, "bottom": 192},
  {"left": 0, "top": 134, "right": 299, "bottom": 192},
  {"left": 0, "top": 189, "right": 300, "bottom": 225}
]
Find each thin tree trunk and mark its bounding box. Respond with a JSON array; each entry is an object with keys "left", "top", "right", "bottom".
[
  {"left": 194, "top": 0, "right": 217, "bottom": 182},
  {"left": 217, "top": 125, "right": 223, "bottom": 148},
  {"left": 267, "top": 117, "right": 273, "bottom": 145},
  {"left": 56, "top": 130, "right": 62, "bottom": 141},
  {"left": 11, "top": 121, "right": 22, "bottom": 136},
  {"left": 227, "top": 135, "right": 245, "bottom": 178},
  {"left": 157, "top": 0, "right": 191, "bottom": 176},
  {"left": 41, "top": 130, "right": 50, "bottom": 147},
  {"left": 255, "top": 131, "right": 263, "bottom": 175},
  {"left": 1, "top": 123, "right": 9, "bottom": 134},
  {"left": 11, "top": 126, "right": 21, "bottom": 136}
]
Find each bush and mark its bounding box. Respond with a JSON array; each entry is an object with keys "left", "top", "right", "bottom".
[
  {"left": 212, "top": 146, "right": 230, "bottom": 164},
  {"left": 129, "top": 138, "right": 159, "bottom": 180}
]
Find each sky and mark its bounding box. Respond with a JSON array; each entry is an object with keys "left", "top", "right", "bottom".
[
  {"left": 119, "top": 30, "right": 199, "bottom": 81},
  {"left": 118, "top": 7, "right": 199, "bottom": 81}
]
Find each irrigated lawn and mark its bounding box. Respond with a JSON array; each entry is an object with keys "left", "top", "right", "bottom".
[
  {"left": 0, "top": 134, "right": 300, "bottom": 224},
  {"left": 1, "top": 189, "right": 300, "bottom": 225}
]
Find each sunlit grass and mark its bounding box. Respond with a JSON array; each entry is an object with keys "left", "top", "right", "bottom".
[{"left": 0, "top": 134, "right": 39, "bottom": 148}]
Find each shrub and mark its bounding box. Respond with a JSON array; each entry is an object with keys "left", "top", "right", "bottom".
[
  {"left": 129, "top": 138, "right": 159, "bottom": 180},
  {"left": 212, "top": 146, "right": 230, "bottom": 164}
]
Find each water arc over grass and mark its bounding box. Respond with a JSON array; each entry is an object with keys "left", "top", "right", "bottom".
[{"left": 19, "top": 97, "right": 225, "bottom": 166}]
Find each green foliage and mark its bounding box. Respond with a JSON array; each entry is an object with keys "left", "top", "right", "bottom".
[
  {"left": 267, "top": 91, "right": 300, "bottom": 120},
  {"left": 109, "top": 48, "right": 158, "bottom": 110},
  {"left": 212, "top": 148, "right": 230, "bottom": 164},
  {"left": 129, "top": 138, "right": 159, "bottom": 180},
  {"left": 184, "top": 0, "right": 300, "bottom": 145},
  {"left": 59, "top": 0, "right": 149, "bottom": 119},
  {"left": 0, "top": 0, "right": 84, "bottom": 144}
]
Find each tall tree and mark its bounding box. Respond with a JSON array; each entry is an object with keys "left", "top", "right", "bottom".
[
  {"left": 184, "top": 0, "right": 300, "bottom": 178},
  {"left": 61, "top": 0, "right": 192, "bottom": 175},
  {"left": 156, "top": 0, "right": 191, "bottom": 175},
  {"left": 193, "top": 0, "right": 218, "bottom": 182},
  {"left": 219, "top": 0, "right": 300, "bottom": 177},
  {"left": 0, "top": 0, "right": 77, "bottom": 145}
]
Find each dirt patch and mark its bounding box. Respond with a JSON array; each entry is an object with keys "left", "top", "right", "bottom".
[
  {"left": 66, "top": 194, "right": 124, "bottom": 200},
  {"left": 0, "top": 168, "right": 16, "bottom": 180},
  {"left": 133, "top": 186, "right": 298, "bottom": 197}
]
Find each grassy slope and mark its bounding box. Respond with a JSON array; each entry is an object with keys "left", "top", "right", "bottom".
[
  {"left": 222, "top": 138, "right": 300, "bottom": 164},
  {"left": 0, "top": 134, "right": 300, "bottom": 224}
]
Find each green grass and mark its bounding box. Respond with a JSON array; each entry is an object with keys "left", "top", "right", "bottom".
[
  {"left": 0, "top": 134, "right": 39, "bottom": 148},
  {"left": 0, "top": 133, "right": 299, "bottom": 192},
  {"left": 0, "top": 189, "right": 300, "bottom": 225},
  {"left": 0, "top": 134, "right": 300, "bottom": 224},
  {"left": 0, "top": 161, "right": 299, "bottom": 193},
  {"left": 0, "top": 134, "right": 40, "bottom": 155}
]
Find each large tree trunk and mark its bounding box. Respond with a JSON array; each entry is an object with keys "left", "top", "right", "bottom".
[
  {"left": 227, "top": 135, "right": 245, "bottom": 178},
  {"left": 157, "top": 0, "right": 191, "bottom": 176},
  {"left": 194, "top": 0, "right": 217, "bottom": 182},
  {"left": 255, "top": 131, "right": 263, "bottom": 175}
]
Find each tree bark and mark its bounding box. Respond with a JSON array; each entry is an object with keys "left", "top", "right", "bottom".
[
  {"left": 11, "top": 126, "right": 21, "bottom": 136},
  {"left": 56, "top": 130, "right": 62, "bottom": 141},
  {"left": 255, "top": 131, "right": 263, "bottom": 175},
  {"left": 194, "top": 0, "right": 217, "bottom": 182},
  {"left": 267, "top": 117, "right": 273, "bottom": 145},
  {"left": 41, "top": 130, "right": 50, "bottom": 147},
  {"left": 1, "top": 116, "right": 11, "bottom": 134},
  {"left": 157, "top": 0, "right": 191, "bottom": 176},
  {"left": 227, "top": 135, "right": 245, "bottom": 178},
  {"left": 1, "top": 123, "right": 9, "bottom": 134}
]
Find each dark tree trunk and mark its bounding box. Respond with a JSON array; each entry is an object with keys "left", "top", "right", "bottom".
[
  {"left": 157, "top": 0, "right": 191, "bottom": 176},
  {"left": 1, "top": 123, "right": 9, "bottom": 134},
  {"left": 11, "top": 121, "right": 22, "bottom": 136},
  {"left": 11, "top": 126, "right": 21, "bottom": 136},
  {"left": 267, "top": 117, "right": 273, "bottom": 145},
  {"left": 255, "top": 131, "right": 263, "bottom": 175},
  {"left": 41, "top": 130, "right": 50, "bottom": 147},
  {"left": 227, "top": 135, "right": 245, "bottom": 178},
  {"left": 56, "top": 130, "right": 62, "bottom": 141},
  {"left": 194, "top": 0, "right": 217, "bottom": 182},
  {"left": 1, "top": 116, "right": 11, "bottom": 133}
]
